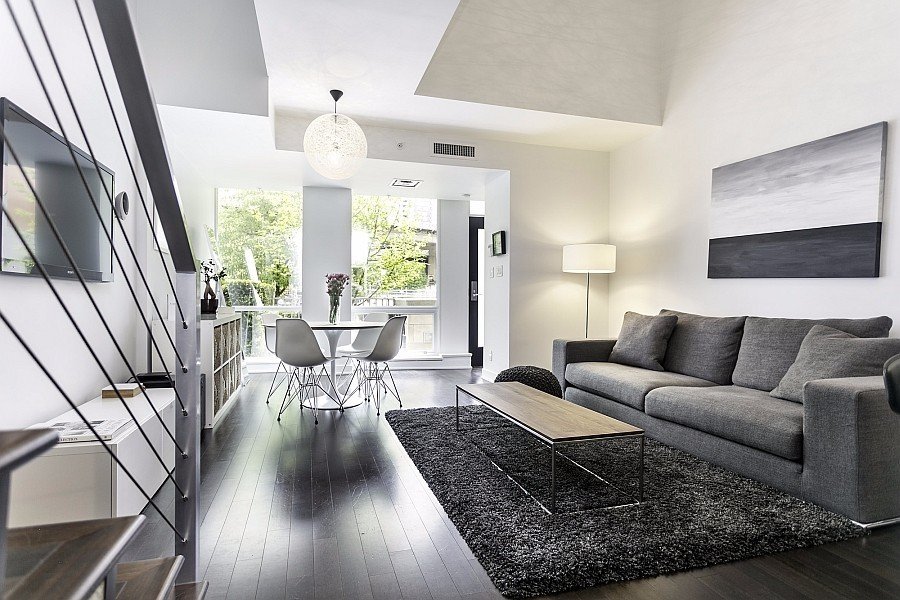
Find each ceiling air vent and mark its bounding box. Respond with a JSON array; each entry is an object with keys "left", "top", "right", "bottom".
[
  {"left": 433, "top": 142, "right": 476, "bottom": 160},
  {"left": 391, "top": 178, "right": 422, "bottom": 188}
]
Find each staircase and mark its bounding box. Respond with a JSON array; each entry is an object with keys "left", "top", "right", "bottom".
[{"left": 0, "top": 430, "right": 208, "bottom": 600}]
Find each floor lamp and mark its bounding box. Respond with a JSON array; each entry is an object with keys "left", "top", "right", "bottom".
[{"left": 562, "top": 244, "right": 616, "bottom": 338}]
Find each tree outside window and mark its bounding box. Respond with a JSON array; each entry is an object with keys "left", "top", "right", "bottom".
[
  {"left": 213, "top": 188, "right": 302, "bottom": 307},
  {"left": 351, "top": 195, "right": 437, "bottom": 307},
  {"left": 352, "top": 195, "right": 437, "bottom": 354},
  {"left": 213, "top": 188, "right": 302, "bottom": 358}
]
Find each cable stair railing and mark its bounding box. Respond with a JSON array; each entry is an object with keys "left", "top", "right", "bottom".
[{"left": 1, "top": 0, "right": 205, "bottom": 598}]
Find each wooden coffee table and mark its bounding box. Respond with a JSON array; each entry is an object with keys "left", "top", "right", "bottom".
[{"left": 456, "top": 382, "right": 645, "bottom": 514}]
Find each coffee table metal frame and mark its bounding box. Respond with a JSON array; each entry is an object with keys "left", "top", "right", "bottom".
[{"left": 456, "top": 385, "right": 644, "bottom": 514}]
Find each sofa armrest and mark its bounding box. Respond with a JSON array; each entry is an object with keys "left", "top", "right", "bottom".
[
  {"left": 802, "top": 376, "right": 900, "bottom": 523},
  {"left": 552, "top": 338, "right": 616, "bottom": 392}
]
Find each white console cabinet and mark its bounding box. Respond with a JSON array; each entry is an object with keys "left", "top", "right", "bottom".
[{"left": 8, "top": 389, "right": 175, "bottom": 527}]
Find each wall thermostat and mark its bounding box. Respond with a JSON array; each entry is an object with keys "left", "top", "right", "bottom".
[{"left": 114, "top": 191, "right": 129, "bottom": 220}]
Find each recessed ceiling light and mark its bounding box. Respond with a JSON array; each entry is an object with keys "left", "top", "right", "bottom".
[{"left": 391, "top": 179, "right": 422, "bottom": 188}]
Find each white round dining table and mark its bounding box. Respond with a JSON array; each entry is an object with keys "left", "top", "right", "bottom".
[{"left": 263, "top": 320, "right": 384, "bottom": 407}]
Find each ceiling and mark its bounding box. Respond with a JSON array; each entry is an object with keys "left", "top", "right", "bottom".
[
  {"left": 159, "top": 106, "right": 497, "bottom": 201},
  {"left": 135, "top": 0, "right": 665, "bottom": 193},
  {"left": 417, "top": 0, "right": 662, "bottom": 126},
  {"left": 253, "top": 0, "right": 659, "bottom": 151},
  {"left": 129, "top": 0, "right": 269, "bottom": 116}
]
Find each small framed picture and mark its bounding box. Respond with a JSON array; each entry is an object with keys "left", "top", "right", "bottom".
[{"left": 491, "top": 230, "right": 507, "bottom": 256}]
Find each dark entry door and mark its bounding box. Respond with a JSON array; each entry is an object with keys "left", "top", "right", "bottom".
[{"left": 469, "top": 216, "right": 484, "bottom": 367}]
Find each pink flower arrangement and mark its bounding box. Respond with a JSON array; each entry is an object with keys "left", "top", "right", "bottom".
[
  {"left": 325, "top": 273, "right": 350, "bottom": 323},
  {"left": 325, "top": 273, "right": 350, "bottom": 298}
]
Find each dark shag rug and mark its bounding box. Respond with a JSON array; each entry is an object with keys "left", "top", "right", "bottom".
[{"left": 385, "top": 405, "right": 865, "bottom": 598}]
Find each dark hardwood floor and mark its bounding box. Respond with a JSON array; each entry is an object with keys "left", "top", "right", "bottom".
[{"left": 124, "top": 369, "right": 900, "bottom": 599}]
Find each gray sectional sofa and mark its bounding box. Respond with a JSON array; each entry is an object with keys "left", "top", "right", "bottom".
[{"left": 552, "top": 310, "right": 900, "bottom": 526}]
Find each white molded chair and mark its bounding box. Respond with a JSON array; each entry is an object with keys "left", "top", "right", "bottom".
[
  {"left": 262, "top": 313, "right": 288, "bottom": 404},
  {"left": 275, "top": 318, "right": 335, "bottom": 425},
  {"left": 343, "top": 316, "right": 406, "bottom": 415},
  {"left": 336, "top": 312, "right": 389, "bottom": 376}
]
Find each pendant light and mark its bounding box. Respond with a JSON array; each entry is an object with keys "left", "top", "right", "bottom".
[{"left": 303, "top": 89, "right": 367, "bottom": 180}]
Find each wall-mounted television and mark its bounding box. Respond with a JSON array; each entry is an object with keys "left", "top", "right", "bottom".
[{"left": 0, "top": 98, "right": 114, "bottom": 282}]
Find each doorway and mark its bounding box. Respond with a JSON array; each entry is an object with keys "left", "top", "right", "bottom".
[{"left": 469, "top": 216, "right": 485, "bottom": 367}]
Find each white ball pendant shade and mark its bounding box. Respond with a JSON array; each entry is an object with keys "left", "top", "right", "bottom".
[{"left": 303, "top": 112, "right": 367, "bottom": 180}]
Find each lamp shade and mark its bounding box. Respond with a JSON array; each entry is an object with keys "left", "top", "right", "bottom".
[
  {"left": 303, "top": 112, "right": 368, "bottom": 180},
  {"left": 562, "top": 244, "right": 616, "bottom": 273}
]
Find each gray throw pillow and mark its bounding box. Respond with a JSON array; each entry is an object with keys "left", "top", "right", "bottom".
[
  {"left": 660, "top": 309, "right": 747, "bottom": 384},
  {"left": 731, "top": 315, "right": 892, "bottom": 391},
  {"left": 609, "top": 312, "right": 678, "bottom": 371},
  {"left": 771, "top": 325, "right": 900, "bottom": 403}
]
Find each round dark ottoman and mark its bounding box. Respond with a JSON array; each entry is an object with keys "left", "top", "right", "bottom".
[{"left": 494, "top": 365, "right": 563, "bottom": 398}]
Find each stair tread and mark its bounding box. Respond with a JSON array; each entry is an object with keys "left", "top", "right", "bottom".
[
  {"left": 0, "top": 429, "right": 58, "bottom": 473},
  {"left": 174, "top": 581, "right": 209, "bottom": 600},
  {"left": 4, "top": 515, "right": 145, "bottom": 600},
  {"left": 115, "top": 556, "right": 184, "bottom": 600}
]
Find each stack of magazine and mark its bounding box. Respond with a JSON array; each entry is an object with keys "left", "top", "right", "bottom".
[{"left": 47, "top": 418, "right": 132, "bottom": 443}]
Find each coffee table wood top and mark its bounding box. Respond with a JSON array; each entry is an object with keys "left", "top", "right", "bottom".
[{"left": 457, "top": 382, "right": 643, "bottom": 443}]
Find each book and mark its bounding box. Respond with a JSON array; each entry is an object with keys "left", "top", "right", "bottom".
[
  {"left": 48, "top": 419, "right": 132, "bottom": 443},
  {"left": 101, "top": 383, "right": 144, "bottom": 399}
]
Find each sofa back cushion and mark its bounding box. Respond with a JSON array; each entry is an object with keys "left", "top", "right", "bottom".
[
  {"left": 732, "top": 315, "right": 892, "bottom": 391},
  {"left": 771, "top": 325, "right": 900, "bottom": 402},
  {"left": 659, "top": 309, "right": 747, "bottom": 385},
  {"left": 609, "top": 311, "right": 678, "bottom": 371}
]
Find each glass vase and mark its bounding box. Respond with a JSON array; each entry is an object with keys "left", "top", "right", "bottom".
[{"left": 328, "top": 294, "right": 340, "bottom": 324}]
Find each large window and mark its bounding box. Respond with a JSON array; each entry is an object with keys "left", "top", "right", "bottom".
[
  {"left": 213, "top": 188, "right": 302, "bottom": 357},
  {"left": 351, "top": 196, "right": 438, "bottom": 354}
]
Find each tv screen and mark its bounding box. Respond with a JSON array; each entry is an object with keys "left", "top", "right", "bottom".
[{"left": 0, "top": 98, "right": 114, "bottom": 282}]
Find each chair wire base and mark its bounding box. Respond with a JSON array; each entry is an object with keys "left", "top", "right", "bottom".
[
  {"left": 265, "top": 360, "right": 288, "bottom": 404},
  {"left": 277, "top": 365, "right": 338, "bottom": 425},
  {"left": 341, "top": 361, "right": 402, "bottom": 415}
]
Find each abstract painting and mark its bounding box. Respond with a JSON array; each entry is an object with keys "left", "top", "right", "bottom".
[{"left": 708, "top": 123, "right": 887, "bottom": 278}]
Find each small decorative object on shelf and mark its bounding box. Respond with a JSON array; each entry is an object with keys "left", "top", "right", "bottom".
[
  {"left": 100, "top": 382, "right": 144, "bottom": 398},
  {"left": 325, "top": 272, "right": 350, "bottom": 324},
  {"left": 200, "top": 259, "right": 227, "bottom": 315}
]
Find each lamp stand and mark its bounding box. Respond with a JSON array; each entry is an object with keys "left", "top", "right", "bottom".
[{"left": 584, "top": 272, "right": 590, "bottom": 338}]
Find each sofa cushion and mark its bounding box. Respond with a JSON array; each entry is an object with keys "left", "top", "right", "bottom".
[
  {"left": 609, "top": 311, "right": 678, "bottom": 371},
  {"left": 659, "top": 309, "right": 747, "bottom": 385},
  {"left": 771, "top": 325, "right": 900, "bottom": 402},
  {"left": 565, "top": 362, "right": 716, "bottom": 411},
  {"left": 645, "top": 385, "right": 803, "bottom": 461},
  {"left": 732, "top": 315, "right": 893, "bottom": 391}
]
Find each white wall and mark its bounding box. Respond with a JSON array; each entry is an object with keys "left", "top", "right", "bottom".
[
  {"left": 301, "top": 187, "right": 352, "bottom": 322},
  {"left": 276, "top": 115, "right": 612, "bottom": 373},
  {"left": 483, "top": 173, "right": 510, "bottom": 379},
  {"left": 437, "top": 199, "right": 471, "bottom": 358},
  {"left": 175, "top": 166, "right": 217, "bottom": 261},
  {"left": 0, "top": 0, "right": 150, "bottom": 427},
  {"left": 609, "top": 0, "right": 900, "bottom": 333}
]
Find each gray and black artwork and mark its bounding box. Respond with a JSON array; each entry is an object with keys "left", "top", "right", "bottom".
[{"left": 708, "top": 123, "right": 887, "bottom": 278}]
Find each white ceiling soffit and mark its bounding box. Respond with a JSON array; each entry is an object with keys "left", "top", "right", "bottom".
[
  {"left": 417, "top": 0, "right": 663, "bottom": 126},
  {"left": 129, "top": 0, "right": 269, "bottom": 116},
  {"left": 255, "top": 0, "right": 658, "bottom": 151},
  {"left": 158, "top": 105, "right": 496, "bottom": 201}
]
